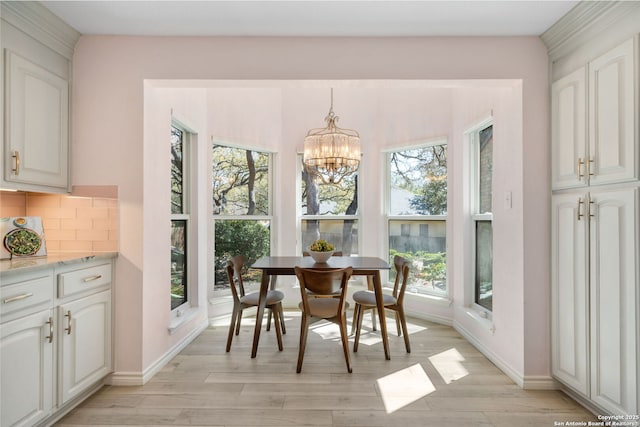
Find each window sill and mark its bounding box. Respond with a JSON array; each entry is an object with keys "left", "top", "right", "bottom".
[
  {"left": 168, "top": 306, "right": 200, "bottom": 335},
  {"left": 460, "top": 306, "right": 496, "bottom": 334}
]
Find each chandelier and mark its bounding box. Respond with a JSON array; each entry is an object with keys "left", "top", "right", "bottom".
[{"left": 303, "top": 89, "right": 361, "bottom": 184}]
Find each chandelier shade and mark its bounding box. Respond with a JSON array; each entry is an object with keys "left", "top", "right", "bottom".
[{"left": 303, "top": 89, "right": 361, "bottom": 184}]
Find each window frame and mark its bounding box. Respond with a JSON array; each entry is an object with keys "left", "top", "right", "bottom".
[
  {"left": 297, "top": 154, "right": 361, "bottom": 256},
  {"left": 211, "top": 142, "right": 274, "bottom": 295},
  {"left": 468, "top": 118, "right": 494, "bottom": 317},
  {"left": 170, "top": 120, "right": 193, "bottom": 316},
  {"left": 383, "top": 138, "right": 449, "bottom": 298}
]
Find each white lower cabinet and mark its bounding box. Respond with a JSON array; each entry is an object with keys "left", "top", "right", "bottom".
[
  {"left": 0, "top": 258, "right": 113, "bottom": 427},
  {"left": 552, "top": 187, "right": 638, "bottom": 415},
  {"left": 58, "top": 290, "right": 111, "bottom": 405},
  {"left": 0, "top": 309, "right": 54, "bottom": 427}
]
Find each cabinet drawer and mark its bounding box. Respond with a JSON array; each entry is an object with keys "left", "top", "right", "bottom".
[
  {"left": 58, "top": 263, "right": 112, "bottom": 298},
  {"left": 1, "top": 274, "right": 53, "bottom": 322}
]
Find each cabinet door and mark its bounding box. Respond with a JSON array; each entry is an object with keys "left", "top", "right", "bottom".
[
  {"left": 58, "top": 290, "right": 111, "bottom": 405},
  {"left": 552, "top": 67, "right": 587, "bottom": 190},
  {"left": 0, "top": 309, "right": 54, "bottom": 427},
  {"left": 588, "top": 38, "right": 637, "bottom": 186},
  {"left": 589, "top": 187, "right": 637, "bottom": 414},
  {"left": 4, "top": 50, "right": 69, "bottom": 191},
  {"left": 551, "top": 193, "right": 589, "bottom": 394}
]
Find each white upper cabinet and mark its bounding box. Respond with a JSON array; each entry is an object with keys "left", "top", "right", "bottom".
[
  {"left": 552, "top": 67, "right": 587, "bottom": 189},
  {"left": 4, "top": 50, "right": 69, "bottom": 190},
  {"left": 588, "top": 38, "right": 637, "bottom": 186},
  {"left": 551, "top": 37, "right": 637, "bottom": 190},
  {"left": 0, "top": 2, "right": 79, "bottom": 193}
]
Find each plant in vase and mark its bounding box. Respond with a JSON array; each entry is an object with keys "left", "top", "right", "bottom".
[{"left": 308, "top": 239, "right": 335, "bottom": 263}]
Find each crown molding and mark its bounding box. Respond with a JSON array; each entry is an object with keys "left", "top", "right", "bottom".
[
  {"left": 1, "top": 1, "right": 80, "bottom": 60},
  {"left": 541, "top": 1, "right": 640, "bottom": 62}
]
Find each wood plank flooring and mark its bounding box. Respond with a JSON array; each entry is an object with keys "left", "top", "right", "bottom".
[{"left": 56, "top": 313, "right": 597, "bottom": 426}]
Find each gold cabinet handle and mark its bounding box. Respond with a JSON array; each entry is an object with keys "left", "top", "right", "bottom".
[
  {"left": 588, "top": 193, "right": 595, "bottom": 219},
  {"left": 3, "top": 292, "right": 33, "bottom": 304},
  {"left": 65, "top": 310, "right": 72, "bottom": 335},
  {"left": 46, "top": 317, "right": 54, "bottom": 343},
  {"left": 82, "top": 274, "right": 103, "bottom": 283},
  {"left": 11, "top": 150, "right": 20, "bottom": 175},
  {"left": 577, "top": 197, "right": 584, "bottom": 221},
  {"left": 577, "top": 158, "right": 585, "bottom": 180}
]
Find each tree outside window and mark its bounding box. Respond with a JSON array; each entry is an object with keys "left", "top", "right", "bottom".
[
  {"left": 212, "top": 144, "right": 271, "bottom": 291},
  {"left": 171, "top": 125, "right": 188, "bottom": 310},
  {"left": 387, "top": 142, "right": 448, "bottom": 296},
  {"left": 300, "top": 160, "right": 359, "bottom": 255}
]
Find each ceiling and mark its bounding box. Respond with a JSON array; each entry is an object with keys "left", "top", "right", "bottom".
[{"left": 42, "top": 0, "right": 580, "bottom": 37}]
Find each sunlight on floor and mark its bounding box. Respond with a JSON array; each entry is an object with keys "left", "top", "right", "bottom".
[
  {"left": 428, "top": 347, "right": 469, "bottom": 384},
  {"left": 309, "top": 321, "right": 342, "bottom": 341},
  {"left": 353, "top": 316, "right": 427, "bottom": 346},
  {"left": 376, "top": 363, "right": 435, "bottom": 414}
]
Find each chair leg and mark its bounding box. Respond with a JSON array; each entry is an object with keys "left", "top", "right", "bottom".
[
  {"left": 297, "top": 315, "right": 310, "bottom": 373},
  {"left": 279, "top": 305, "right": 286, "bottom": 335},
  {"left": 398, "top": 307, "right": 411, "bottom": 353},
  {"left": 350, "top": 304, "right": 360, "bottom": 336},
  {"left": 235, "top": 309, "right": 243, "bottom": 335},
  {"left": 371, "top": 308, "right": 377, "bottom": 331},
  {"left": 226, "top": 307, "right": 240, "bottom": 352},
  {"left": 339, "top": 314, "right": 352, "bottom": 373},
  {"left": 395, "top": 311, "right": 401, "bottom": 336},
  {"left": 266, "top": 310, "right": 272, "bottom": 331},
  {"left": 354, "top": 305, "right": 365, "bottom": 352},
  {"left": 272, "top": 305, "right": 283, "bottom": 351}
]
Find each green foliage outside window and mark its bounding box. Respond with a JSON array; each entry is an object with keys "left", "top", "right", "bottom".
[
  {"left": 214, "top": 220, "right": 270, "bottom": 287},
  {"left": 389, "top": 249, "right": 447, "bottom": 293}
]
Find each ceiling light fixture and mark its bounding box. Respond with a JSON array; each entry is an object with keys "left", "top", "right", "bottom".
[{"left": 303, "top": 89, "right": 361, "bottom": 184}]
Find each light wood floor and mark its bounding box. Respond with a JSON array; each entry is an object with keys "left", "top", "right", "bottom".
[{"left": 57, "top": 313, "right": 596, "bottom": 426}]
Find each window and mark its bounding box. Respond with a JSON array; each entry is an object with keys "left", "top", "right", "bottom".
[
  {"left": 386, "top": 141, "right": 447, "bottom": 296},
  {"left": 471, "top": 123, "right": 493, "bottom": 312},
  {"left": 300, "top": 156, "right": 359, "bottom": 254},
  {"left": 171, "top": 124, "right": 189, "bottom": 310},
  {"left": 212, "top": 144, "right": 272, "bottom": 291}
]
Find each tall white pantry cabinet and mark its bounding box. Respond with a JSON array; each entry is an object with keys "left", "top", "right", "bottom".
[{"left": 548, "top": 6, "right": 640, "bottom": 416}]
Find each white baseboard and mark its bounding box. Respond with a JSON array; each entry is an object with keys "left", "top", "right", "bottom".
[
  {"left": 522, "top": 375, "right": 560, "bottom": 390},
  {"left": 453, "top": 319, "right": 557, "bottom": 390},
  {"left": 108, "top": 318, "right": 209, "bottom": 386},
  {"left": 407, "top": 307, "right": 453, "bottom": 327}
]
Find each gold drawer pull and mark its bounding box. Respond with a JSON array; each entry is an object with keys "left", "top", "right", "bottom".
[
  {"left": 82, "top": 274, "right": 103, "bottom": 283},
  {"left": 3, "top": 292, "right": 34, "bottom": 304},
  {"left": 11, "top": 150, "right": 20, "bottom": 175}
]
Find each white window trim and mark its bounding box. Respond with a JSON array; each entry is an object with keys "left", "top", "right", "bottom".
[
  {"left": 384, "top": 139, "right": 449, "bottom": 298},
  {"left": 466, "top": 117, "right": 494, "bottom": 319},
  {"left": 296, "top": 154, "right": 361, "bottom": 256},
  {"left": 170, "top": 120, "right": 196, "bottom": 325},
  {"left": 211, "top": 144, "right": 274, "bottom": 297}
]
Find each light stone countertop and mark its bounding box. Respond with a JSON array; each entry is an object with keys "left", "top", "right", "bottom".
[{"left": 0, "top": 252, "right": 118, "bottom": 276}]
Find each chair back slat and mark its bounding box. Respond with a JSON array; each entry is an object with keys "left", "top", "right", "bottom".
[
  {"left": 295, "top": 266, "right": 352, "bottom": 316},
  {"left": 226, "top": 255, "right": 246, "bottom": 302},
  {"left": 393, "top": 255, "right": 411, "bottom": 304}
]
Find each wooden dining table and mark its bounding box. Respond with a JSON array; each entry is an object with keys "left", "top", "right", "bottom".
[{"left": 250, "top": 256, "right": 392, "bottom": 359}]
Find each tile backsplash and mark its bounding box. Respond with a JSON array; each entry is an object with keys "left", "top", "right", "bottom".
[{"left": 0, "top": 186, "right": 118, "bottom": 253}]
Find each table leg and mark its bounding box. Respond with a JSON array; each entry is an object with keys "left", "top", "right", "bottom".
[
  {"left": 251, "top": 271, "right": 270, "bottom": 358},
  {"left": 372, "top": 272, "right": 390, "bottom": 360}
]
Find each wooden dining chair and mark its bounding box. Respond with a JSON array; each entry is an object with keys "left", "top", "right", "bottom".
[
  {"left": 225, "top": 255, "right": 285, "bottom": 352},
  {"left": 351, "top": 255, "right": 411, "bottom": 353},
  {"left": 294, "top": 266, "right": 353, "bottom": 373}
]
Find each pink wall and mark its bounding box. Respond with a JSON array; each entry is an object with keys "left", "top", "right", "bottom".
[{"left": 72, "top": 36, "right": 549, "bottom": 385}]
